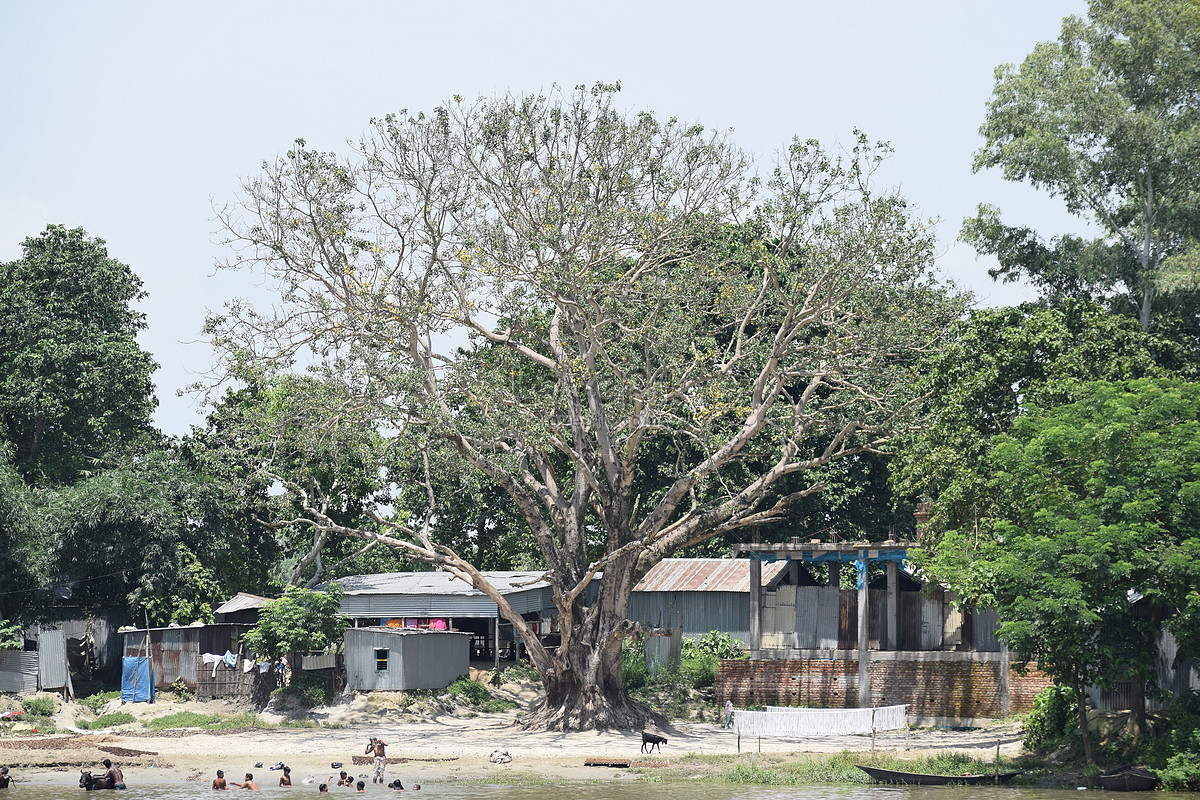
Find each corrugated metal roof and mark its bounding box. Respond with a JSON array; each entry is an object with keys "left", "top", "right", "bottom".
[
  {"left": 633, "top": 558, "right": 789, "bottom": 593},
  {"left": 333, "top": 571, "right": 549, "bottom": 597},
  {"left": 214, "top": 593, "right": 274, "bottom": 614}
]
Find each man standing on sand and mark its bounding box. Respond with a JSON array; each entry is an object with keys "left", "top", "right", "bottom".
[
  {"left": 366, "top": 736, "right": 388, "bottom": 784},
  {"left": 724, "top": 699, "right": 734, "bottom": 729},
  {"left": 0, "top": 766, "right": 11, "bottom": 788},
  {"left": 213, "top": 770, "right": 228, "bottom": 789}
]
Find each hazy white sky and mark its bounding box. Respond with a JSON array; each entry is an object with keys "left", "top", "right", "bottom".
[{"left": 0, "top": 1, "right": 1087, "bottom": 437}]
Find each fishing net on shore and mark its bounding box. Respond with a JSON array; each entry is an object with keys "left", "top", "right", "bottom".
[{"left": 733, "top": 704, "right": 907, "bottom": 737}]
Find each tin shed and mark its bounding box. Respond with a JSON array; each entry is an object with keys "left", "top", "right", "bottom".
[
  {"left": 629, "top": 558, "right": 790, "bottom": 645},
  {"left": 343, "top": 628, "right": 469, "bottom": 692}
]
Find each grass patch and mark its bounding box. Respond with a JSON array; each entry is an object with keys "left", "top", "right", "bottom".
[
  {"left": 21, "top": 697, "right": 55, "bottom": 716},
  {"left": 77, "top": 712, "right": 136, "bottom": 730},
  {"left": 670, "top": 750, "right": 1007, "bottom": 786},
  {"left": 143, "top": 711, "right": 264, "bottom": 730}
]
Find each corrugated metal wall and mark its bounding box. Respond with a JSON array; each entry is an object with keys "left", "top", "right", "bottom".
[
  {"left": 0, "top": 651, "right": 38, "bottom": 693},
  {"left": 627, "top": 591, "right": 750, "bottom": 644},
  {"left": 344, "top": 629, "right": 470, "bottom": 691},
  {"left": 37, "top": 629, "right": 70, "bottom": 691}
]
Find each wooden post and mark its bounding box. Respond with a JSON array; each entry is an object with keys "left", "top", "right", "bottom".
[
  {"left": 886, "top": 560, "right": 900, "bottom": 651},
  {"left": 857, "top": 555, "right": 871, "bottom": 707},
  {"left": 493, "top": 616, "right": 500, "bottom": 671},
  {"left": 749, "top": 557, "right": 762, "bottom": 657}
]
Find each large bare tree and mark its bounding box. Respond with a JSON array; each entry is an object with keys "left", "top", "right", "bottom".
[{"left": 210, "top": 85, "right": 966, "bottom": 729}]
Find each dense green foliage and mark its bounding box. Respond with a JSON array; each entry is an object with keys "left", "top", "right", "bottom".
[
  {"left": 915, "top": 379, "right": 1200, "bottom": 763},
  {"left": 242, "top": 585, "right": 348, "bottom": 660},
  {"left": 0, "top": 225, "right": 157, "bottom": 484}
]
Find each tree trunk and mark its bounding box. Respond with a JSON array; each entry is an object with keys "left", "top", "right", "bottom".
[
  {"left": 1076, "top": 681, "right": 1096, "bottom": 766},
  {"left": 519, "top": 552, "right": 665, "bottom": 731},
  {"left": 1130, "top": 669, "right": 1147, "bottom": 741}
]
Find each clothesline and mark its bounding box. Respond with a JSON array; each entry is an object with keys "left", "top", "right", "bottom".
[
  {"left": 200, "top": 651, "right": 278, "bottom": 678},
  {"left": 734, "top": 704, "right": 907, "bottom": 737}
]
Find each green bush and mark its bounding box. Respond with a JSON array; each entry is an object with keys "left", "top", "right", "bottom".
[
  {"left": 277, "top": 672, "right": 335, "bottom": 708},
  {"left": 446, "top": 676, "right": 493, "bottom": 705},
  {"left": 1151, "top": 691, "right": 1200, "bottom": 790},
  {"left": 79, "top": 690, "right": 120, "bottom": 714},
  {"left": 621, "top": 637, "right": 649, "bottom": 690},
  {"left": 500, "top": 661, "right": 539, "bottom": 682},
  {"left": 21, "top": 696, "right": 55, "bottom": 717},
  {"left": 681, "top": 631, "right": 747, "bottom": 661},
  {"left": 1023, "top": 685, "right": 1078, "bottom": 752},
  {"left": 77, "top": 712, "right": 136, "bottom": 729},
  {"left": 171, "top": 676, "right": 194, "bottom": 701}
]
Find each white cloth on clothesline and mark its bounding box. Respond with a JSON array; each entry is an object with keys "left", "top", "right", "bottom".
[{"left": 734, "top": 704, "right": 907, "bottom": 737}]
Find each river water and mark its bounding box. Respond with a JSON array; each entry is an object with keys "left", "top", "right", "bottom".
[{"left": 5, "top": 783, "right": 1200, "bottom": 800}]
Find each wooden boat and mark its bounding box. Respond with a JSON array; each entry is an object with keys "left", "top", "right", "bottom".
[
  {"left": 856, "top": 765, "right": 1021, "bottom": 785},
  {"left": 1099, "top": 767, "right": 1159, "bottom": 792}
]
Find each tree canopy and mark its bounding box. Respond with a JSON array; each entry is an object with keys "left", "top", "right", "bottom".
[
  {"left": 0, "top": 225, "right": 158, "bottom": 484},
  {"left": 241, "top": 585, "right": 348, "bottom": 661},
  {"left": 210, "top": 85, "right": 966, "bottom": 728},
  {"left": 913, "top": 378, "right": 1200, "bottom": 763},
  {"left": 967, "top": 0, "right": 1200, "bottom": 331}
]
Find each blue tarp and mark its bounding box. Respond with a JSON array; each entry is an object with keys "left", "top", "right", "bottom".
[{"left": 121, "top": 656, "right": 155, "bottom": 702}]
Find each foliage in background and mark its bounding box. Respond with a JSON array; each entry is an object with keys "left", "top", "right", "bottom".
[
  {"left": 968, "top": 0, "right": 1200, "bottom": 333},
  {"left": 914, "top": 379, "right": 1200, "bottom": 765},
  {"left": 893, "top": 301, "right": 1177, "bottom": 540},
  {"left": 0, "top": 618, "right": 22, "bottom": 650},
  {"left": 242, "top": 585, "right": 348, "bottom": 660},
  {"left": 0, "top": 225, "right": 157, "bottom": 485}
]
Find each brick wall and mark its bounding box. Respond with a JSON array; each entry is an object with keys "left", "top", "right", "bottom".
[{"left": 717, "top": 657, "right": 1052, "bottom": 721}]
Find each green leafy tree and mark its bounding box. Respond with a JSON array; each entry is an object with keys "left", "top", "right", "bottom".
[
  {"left": 893, "top": 301, "right": 1180, "bottom": 538},
  {"left": 210, "top": 85, "right": 967, "bottom": 729},
  {"left": 0, "top": 225, "right": 157, "bottom": 484},
  {"left": 241, "top": 585, "right": 348, "bottom": 660},
  {"left": 915, "top": 379, "right": 1200, "bottom": 764},
  {"left": 50, "top": 442, "right": 279, "bottom": 625},
  {"left": 0, "top": 446, "right": 46, "bottom": 620},
  {"left": 967, "top": 0, "right": 1200, "bottom": 331}
]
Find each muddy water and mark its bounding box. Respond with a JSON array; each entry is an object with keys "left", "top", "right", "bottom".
[{"left": 4, "top": 783, "right": 1200, "bottom": 800}]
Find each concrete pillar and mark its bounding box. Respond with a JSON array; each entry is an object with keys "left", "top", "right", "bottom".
[
  {"left": 886, "top": 560, "right": 900, "bottom": 651},
  {"left": 1000, "top": 643, "right": 1011, "bottom": 717},
  {"left": 749, "top": 557, "right": 762, "bottom": 656},
  {"left": 857, "top": 556, "right": 871, "bottom": 707}
]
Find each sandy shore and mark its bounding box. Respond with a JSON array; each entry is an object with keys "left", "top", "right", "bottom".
[{"left": 0, "top": 710, "right": 1025, "bottom": 787}]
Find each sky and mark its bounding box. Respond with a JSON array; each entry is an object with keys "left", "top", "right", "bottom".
[{"left": 0, "top": 1, "right": 1090, "bottom": 437}]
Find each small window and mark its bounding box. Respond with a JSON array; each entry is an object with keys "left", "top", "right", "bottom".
[{"left": 374, "top": 648, "right": 389, "bottom": 672}]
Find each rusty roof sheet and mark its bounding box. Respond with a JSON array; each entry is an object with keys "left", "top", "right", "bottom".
[
  {"left": 633, "top": 558, "right": 788, "bottom": 593},
  {"left": 214, "top": 592, "right": 274, "bottom": 614}
]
